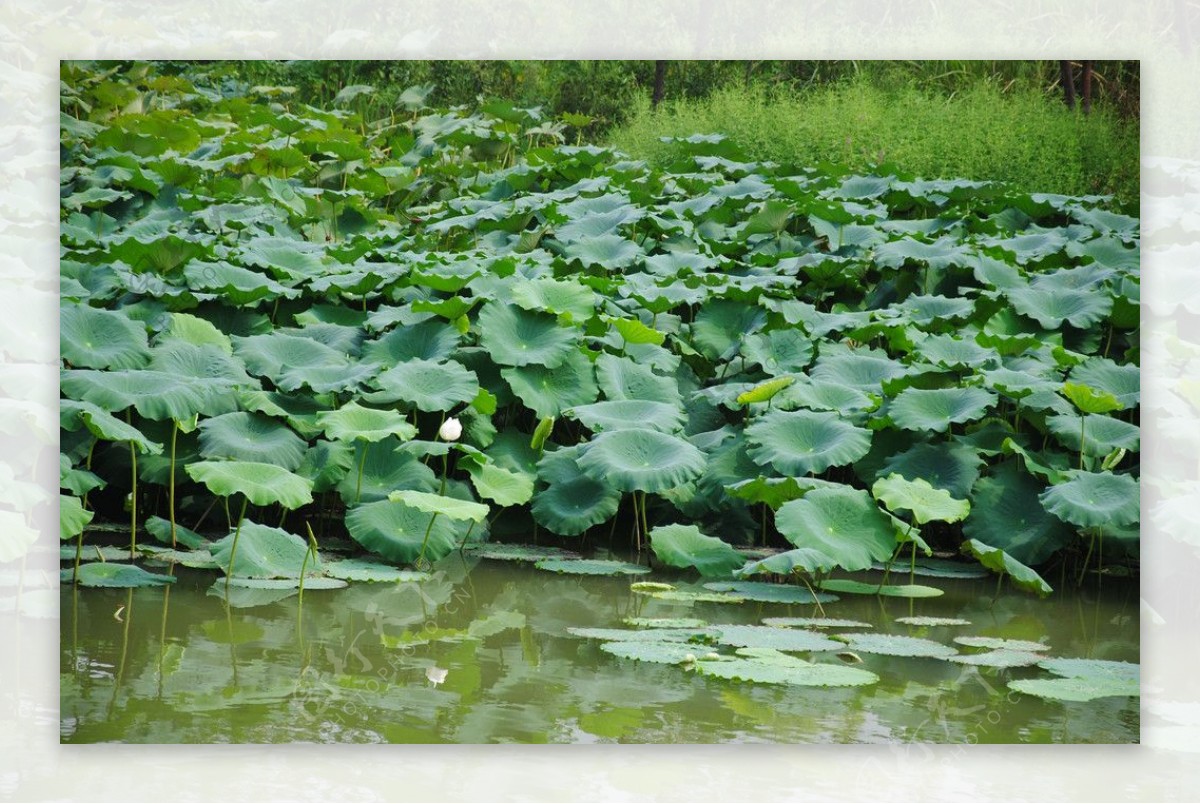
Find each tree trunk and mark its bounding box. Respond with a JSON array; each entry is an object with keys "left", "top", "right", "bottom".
[
  {"left": 1060, "top": 60, "right": 1076, "bottom": 110},
  {"left": 652, "top": 61, "right": 667, "bottom": 109},
  {"left": 1081, "top": 60, "right": 1094, "bottom": 115}
]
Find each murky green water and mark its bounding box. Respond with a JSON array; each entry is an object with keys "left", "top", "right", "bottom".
[{"left": 60, "top": 556, "right": 1139, "bottom": 744}]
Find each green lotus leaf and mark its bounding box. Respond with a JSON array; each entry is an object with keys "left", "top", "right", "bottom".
[
  {"left": 961, "top": 538, "right": 1053, "bottom": 597},
  {"left": 1061, "top": 381, "right": 1123, "bottom": 414},
  {"left": 600, "top": 641, "right": 705, "bottom": 665},
  {"left": 60, "top": 400, "right": 163, "bottom": 453},
  {"left": 962, "top": 462, "right": 1074, "bottom": 564},
  {"left": 895, "top": 616, "right": 972, "bottom": 626},
  {"left": 835, "top": 633, "right": 957, "bottom": 658},
  {"left": 365, "top": 358, "right": 480, "bottom": 412},
  {"left": 361, "top": 319, "right": 461, "bottom": 367},
  {"left": 713, "top": 625, "right": 842, "bottom": 652},
  {"left": 734, "top": 548, "right": 840, "bottom": 577},
  {"left": 695, "top": 649, "right": 879, "bottom": 687},
  {"left": 198, "top": 411, "right": 307, "bottom": 470},
  {"left": 871, "top": 473, "right": 970, "bottom": 525},
  {"left": 387, "top": 490, "right": 489, "bottom": 523},
  {"left": 477, "top": 302, "right": 577, "bottom": 368},
  {"left": 623, "top": 617, "right": 708, "bottom": 629},
  {"left": 185, "top": 460, "right": 313, "bottom": 508},
  {"left": 877, "top": 441, "right": 983, "bottom": 500},
  {"left": 810, "top": 350, "right": 911, "bottom": 392},
  {"left": 344, "top": 499, "right": 461, "bottom": 564},
  {"left": 889, "top": 387, "right": 996, "bottom": 433},
  {"left": 569, "top": 626, "right": 709, "bottom": 643},
  {"left": 918, "top": 334, "right": 999, "bottom": 369},
  {"left": 774, "top": 486, "right": 897, "bottom": 572},
  {"left": 638, "top": 588, "right": 745, "bottom": 604},
  {"left": 532, "top": 446, "right": 620, "bottom": 535},
  {"left": 183, "top": 260, "right": 299, "bottom": 305},
  {"left": 61, "top": 369, "right": 237, "bottom": 421},
  {"left": 875, "top": 558, "right": 987, "bottom": 579},
  {"left": 736, "top": 376, "right": 796, "bottom": 406},
  {"left": 691, "top": 300, "right": 766, "bottom": 361},
  {"left": 209, "top": 521, "right": 314, "bottom": 578},
  {"left": 61, "top": 545, "right": 129, "bottom": 563},
  {"left": 649, "top": 523, "right": 745, "bottom": 577},
  {"left": 596, "top": 354, "right": 682, "bottom": 406},
  {"left": 955, "top": 636, "right": 1050, "bottom": 652},
  {"left": 1070, "top": 358, "right": 1139, "bottom": 408},
  {"left": 893, "top": 294, "right": 976, "bottom": 326},
  {"left": 1038, "top": 470, "right": 1139, "bottom": 528},
  {"left": 724, "top": 476, "right": 840, "bottom": 510},
  {"left": 777, "top": 378, "right": 874, "bottom": 414},
  {"left": 567, "top": 399, "right": 684, "bottom": 434},
  {"left": 1009, "top": 658, "right": 1139, "bottom": 701},
  {"left": 322, "top": 558, "right": 431, "bottom": 583},
  {"left": 162, "top": 312, "right": 233, "bottom": 353},
  {"left": 578, "top": 428, "right": 705, "bottom": 493},
  {"left": 1038, "top": 658, "right": 1140, "bottom": 681},
  {"left": 147, "top": 341, "right": 251, "bottom": 388},
  {"left": 745, "top": 409, "right": 872, "bottom": 475},
  {"left": 60, "top": 304, "right": 149, "bottom": 370},
  {"left": 137, "top": 546, "right": 221, "bottom": 569},
  {"left": 466, "top": 461, "right": 534, "bottom": 507},
  {"left": 68, "top": 563, "right": 177, "bottom": 588},
  {"left": 740, "top": 329, "right": 815, "bottom": 376},
  {"left": 818, "top": 579, "right": 944, "bottom": 598},
  {"left": 1046, "top": 413, "right": 1139, "bottom": 456},
  {"left": 465, "top": 543, "right": 580, "bottom": 562},
  {"left": 60, "top": 494, "right": 93, "bottom": 540},
  {"left": 337, "top": 443, "right": 435, "bottom": 504},
  {"left": 316, "top": 401, "right": 418, "bottom": 443},
  {"left": 1006, "top": 283, "right": 1113, "bottom": 329},
  {"left": 221, "top": 577, "right": 347, "bottom": 594},
  {"left": 510, "top": 277, "right": 597, "bottom": 322},
  {"left": 610, "top": 315, "right": 665, "bottom": 346},
  {"left": 502, "top": 350, "right": 598, "bottom": 418},
  {"left": 562, "top": 234, "right": 641, "bottom": 269},
  {"left": 534, "top": 559, "right": 650, "bottom": 576},
  {"left": 60, "top": 453, "right": 105, "bottom": 496},
  {"left": 763, "top": 617, "right": 873, "bottom": 629},
  {"left": 234, "top": 332, "right": 374, "bottom": 393},
  {"left": 144, "top": 515, "right": 207, "bottom": 550},
  {"left": 982, "top": 367, "right": 1061, "bottom": 401},
  {"left": 703, "top": 581, "right": 838, "bottom": 605},
  {"left": 949, "top": 650, "right": 1046, "bottom": 668},
  {"left": 288, "top": 438, "right": 352, "bottom": 494}
]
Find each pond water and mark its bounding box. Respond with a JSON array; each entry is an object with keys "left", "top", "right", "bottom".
[{"left": 60, "top": 556, "right": 1139, "bottom": 744}]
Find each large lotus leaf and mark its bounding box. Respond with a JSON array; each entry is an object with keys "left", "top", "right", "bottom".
[
  {"left": 568, "top": 626, "right": 707, "bottom": 643},
  {"left": 835, "top": 633, "right": 957, "bottom": 658},
  {"left": 337, "top": 443, "right": 435, "bottom": 504},
  {"left": 198, "top": 411, "right": 307, "bottom": 470},
  {"left": 465, "top": 543, "right": 580, "bottom": 562},
  {"left": 713, "top": 625, "right": 842, "bottom": 652},
  {"left": 1038, "top": 470, "right": 1139, "bottom": 528},
  {"left": 388, "top": 490, "right": 489, "bottom": 523},
  {"left": 1060, "top": 381, "right": 1123, "bottom": 416},
  {"left": 623, "top": 617, "right": 708, "bottom": 629},
  {"left": 316, "top": 401, "right": 418, "bottom": 443},
  {"left": 918, "top": 334, "right": 999, "bottom": 369},
  {"left": 777, "top": 378, "right": 874, "bottom": 414},
  {"left": 704, "top": 580, "right": 838, "bottom": 604},
  {"left": 745, "top": 409, "right": 872, "bottom": 476},
  {"left": 649, "top": 523, "right": 745, "bottom": 577},
  {"left": 740, "top": 329, "right": 815, "bottom": 376},
  {"left": 691, "top": 300, "right": 766, "bottom": 361},
  {"left": 1046, "top": 414, "right": 1139, "bottom": 456},
  {"left": 234, "top": 332, "right": 374, "bottom": 393},
  {"left": 534, "top": 559, "right": 650, "bottom": 576},
  {"left": 61, "top": 369, "right": 237, "bottom": 421},
  {"left": 502, "top": 350, "right": 598, "bottom": 419},
  {"left": 344, "top": 499, "right": 461, "bottom": 564},
  {"left": 695, "top": 649, "right": 879, "bottom": 687},
  {"left": 477, "top": 302, "right": 577, "bottom": 368},
  {"left": 763, "top": 617, "right": 873, "bottom": 629},
  {"left": 184, "top": 260, "right": 299, "bottom": 305},
  {"left": 596, "top": 354, "right": 682, "bottom": 406},
  {"left": 1006, "top": 283, "right": 1113, "bottom": 329},
  {"left": 881, "top": 558, "right": 987, "bottom": 579},
  {"left": 568, "top": 399, "right": 684, "bottom": 434},
  {"left": 532, "top": 446, "right": 620, "bottom": 535},
  {"left": 562, "top": 234, "right": 641, "bottom": 269},
  {"left": 818, "top": 579, "right": 944, "bottom": 598},
  {"left": 895, "top": 616, "right": 971, "bottom": 627},
  {"left": 148, "top": 341, "right": 252, "bottom": 387},
  {"left": 734, "top": 548, "right": 840, "bottom": 577},
  {"left": 510, "top": 277, "right": 597, "bottom": 322},
  {"left": 955, "top": 636, "right": 1049, "bottom": 652},
  {"left": 60, "top": 304, "right": 149, "bottom": 370},
  {"left": 366, "top": 358, "right": 480, "bottom": 411},
  {"left": 889, "top": 387, "right": 996, "bottom": 433},
  {"left": 877, "top": 441, "right": 983, "bottom": 499},
  {"left": 600, "top": 641, "right": 705, "bottom": 665},
  {"left": 185, "top": 460, "right": 313, "bottom": 509},
  {"left": 724, "top": 475, "right": 841, "bottom": 510},
  {"left": 774, "top": 486, "right": 896, "bottom": 572},
  {"left": 578, "top": 428, "right": 706, "bottom": 493},
  {"left": 162, "top": 311, "right": 234, "bottom": 353},
  {"left": 961, "top": 538, "right": 1053, "bottom": 597},
  {"left": 361, "top": 319, "right": 460, "bottom": 367},
  {"left": 1009, "top": 658, "right": 1139, "bottom": 701},
  {"left": 60, "top": 400, "right": 162, "bottom": 453},
  {"left": 144, "top": 515, "right": 207, "bottom": 550},
  {"left": 892, "top": 294, "right": 976, "bottom": 326},
  {"left": 1070, "top": 358, "right": 1139, "bottom": 408},
  {"left": 466, "top": 461, "right": 534, "bottom": 507},
  {"left": 871, "top": 474, "right": 970, "bottom": 525},
  {"left": 69, "top": 563, "right": 177, "bottom": 588},
  {"left": 209, "top": 521, "right": 314, "bottom": 578},
  {"left": 60, "top": 494, "right": 93, "bottom": 540},
  {"left": 810, "top": 351, "right": 910, "bottom": 392},
  {"left": 323, "top": 558, "right": 430, "bottom": 583}
]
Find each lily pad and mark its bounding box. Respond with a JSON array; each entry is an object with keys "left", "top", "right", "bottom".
[
  {"left": 623, "top": 617, "right": 708, "bottom": 629},
  {"left": 895, "top": 616, "right": 972, "bottom": 627},
  {"left": 695, "top": 648, "right": 878, "bottom": 687},
  {"left": 954, "top": 636, "right": 1050, "bottom": 652},
  {"left": 713, "top": 625, "right": 843, "bottom": 652},
  {"left": 323, "top": 558, "right": 431, "bottom": 583},
  {"left": 762, "top": 617, "right": 873, "bottom": 629},
  {"left": 465, "top": 543, "right": 581, "bottom": 562},
  {"left": 835, "top": 632, "right": 958, "bottom": 658},
  {"left": 478, "top": 302, "right": 577, "bottom": 368},
  {"left": 818, "top": 579, "right": 944, "bottom": 598},
  {"left": 209, "top": 521, "right": 314, "bottom": 579},
  {"left": 568, "top": 627, "right": 709, "bottom": 643},
  {"left": 1009, "top": 658, "right": 1140, "bottom": 701},
  {"left": 67, "top": 563, "right": 177, "bottom": 588},
  {"left": 600, "top": 641, "right": 705, "bottom": 665},
  {"left": 703, "top": 581, "right": 837, "bottom": 605},
  {"left": 534, "top": 559, "right": 650, "bottom": 576},
  {"left": 948, "top": 650, "right": 1046, "bottom": 668}
]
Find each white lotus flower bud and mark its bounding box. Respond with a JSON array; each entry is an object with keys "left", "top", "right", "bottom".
[
  {"left": 426, "top": 666, "right": 448, "bottom": 685},
  {"left": 438, "top": 416, "right": 462, "bottom": 442}
]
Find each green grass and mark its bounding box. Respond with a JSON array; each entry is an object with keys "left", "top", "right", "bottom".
[{"left": 609, "top": 80, "right": 1139, "bottom": 211}]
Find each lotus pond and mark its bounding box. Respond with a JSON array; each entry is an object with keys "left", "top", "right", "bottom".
[{"left": 58, "top": 62, "right": 1140, "bottom": 743}]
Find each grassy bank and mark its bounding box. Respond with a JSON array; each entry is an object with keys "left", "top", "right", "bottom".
[{"left": 609, "top": 81, "right": 1139, "bottom": 211}]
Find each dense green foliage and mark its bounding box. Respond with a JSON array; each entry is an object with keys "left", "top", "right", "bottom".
[{"left": 59, "top": 62, "right": 1138, "bottom": 595}]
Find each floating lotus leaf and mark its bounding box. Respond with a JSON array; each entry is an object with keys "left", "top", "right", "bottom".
[
  {"left": 502, "top": 350, "right": 598, "bottom": 418},
  {"left": 60, "top": 494, "right": 93, "bottom": 540},
  {"left": 68, "top": 563, "right": 177, "bottom": 588},
  {"left": 835, "top": 632, "right": 957, "bottom": 658},
  {"left": 60, "top": 304, "right": 149, "bottom": 370},
  {"left": 221, "top": 576, "right": 347, "bottom": 591},
  {"left": 734, "top": 547, "right": 840, "bottom": 578},
  {"left": 623, "top": 617, "right": 708, "bottom": 629},
  {"left": 774, "top": 486, "right": 897, "bottom": 572},
  {"left": 703, "top": 581, "right": 838, "bottom": 605},
  {"left": 889, "top": 387, "right": 996, "bottom": 433},
  {"left": 745, "top": 409, "right": 871, "bottom": 476},
  {"left": 316, "top": 401, "right": 418, "bottom": 443},
  {"left": 631, "top": 583, "right": 745, "bottom": 604},
  {"left": 532, "top": 446, "right": 620, "bottom": 536},
  {"left": 323, "top": 558, "right": 431, "bottom": 583},
  {"left": 818, "top": 579, "right": 944, "bottom": 598},
  {"left": 952, "top": 648, "right": 1041, "bottom": 668},
  {"left": 234, "top": 332, "right": 374, "bottom": 393},
  {"left": 62, "top": 545, "right": 130, "bottom": 562},
  {"left": 567, "top": 400, "right": 684, "bottom": 434},
  {"left": 713, "top": 625, "right": 842, "bottom": 652},
  {"left": 961, "top": 538, "right": 1053, "bottom": 597},
  {"left": 595, "top": 354, "right": 682, "bottom": 406},
  {"left": 209, "top": 521, "right": 314, "bottom": 578},
  {"left": 649, "top": 523, "right": 745, "bottom": 577},
  {"left": 1009, "top": 658, "right": 1140, "bottom": 701},
  {"left": 763, "top": 618, "right": 872, "bottom": 629},
  {"left": 361, "top": 319, "right": 460, "bottom": 367},
  {"left": 144, "top": 515, "right": 207, "bottom": 550},
  {"left": 871, "top": 474, "right": 970, "bottom": 525},
  {"left": 344, "top": 499, "right": 462, "bottom": 564},
  {"left": 186, "top": 460, "right": 313, "bottom": 509},
  {"left": 1038, "top": 470, "right": 1139, "bottom": 528},
  {"left": 875, "top": 558, "right": 987, "bottom": 579},
  {"left": 534, "top": 559, "right": 650, "bottom": 576},
  {"left": 198, "top": 411, "right": 307, "bottom": 470},
  {"left": 477, "top": 302, "right": 577, "bottom": 368},
  {"left": 578, "top": 429, "right": 705, "bottom": 493},
  {"left": 810, "top": 351, "right": 909, "bottom": 392},
  {"left": 367, "top": 358, "right": 480, "bottom": 411},
  {"left": 466, "top": 461, "right": 534, "bottom": 507},
  {"left": 963, "top": 461, "right": 1074, "bottom": 565},
  {"left": 955, "top": 636, "right": 1050, "bottom": 652},
  {"left": 465, "top": 543, "right": 580, "bottom": 562},
  {"left": 388, "top": 490, "right": 489, "bottom": 523},
  {"left": 1006, "top": 283, "right": 1113, "bottom": 329},
  {"left": 895, "top": 616, "right": 971, "bottom": 627},
  {"left": 138, "top": 546, "right": 220, "bottom": 569},
  {"left": 1070, "top": 358, "right": 1139, "bottom": 408},
  {"left": 61, "top": 369, "right": 237, "bottom": 421},
  {"left": 568, "top": 626, "right": 709, "bottom": 642},
  {"left": 740, "top": 329, "right": 815, "bottom": 376},
  {"left": 695, "top": 649, "right": 879, "bottom": 687},
  {"left": 600, "top": 641, "right": 705, "bottom": 665}
]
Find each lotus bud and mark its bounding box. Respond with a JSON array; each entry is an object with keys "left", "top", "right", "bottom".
[
  {"left": 438, "top": 416, "right": 462, "bottom": 442},
  {"left": 426, "top": 666, "right": 448, "bottom": 685}
]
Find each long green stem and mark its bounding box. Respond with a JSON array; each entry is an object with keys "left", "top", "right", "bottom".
[
  {"left": 417, "top": 511, "right": 441, "bottom": 564},
  {"left": 299, "top": 522, "right": 319, "bottom": 606},
  {"left": 355, "top": 441, "right": 369, "bottom": 503},
  {"left": 168, "top": 420, "right": 178, "bottom": 548},
  {"left": 224, "top": 497, "right": 250, "bottom": 593},
  {"left": 639, "top": 492, "right": 649, "bottom": 551},
  {"left": 1079, "top": 415, "right": 1086, "bottom": 471},
  {"left": 129, "top": 439, "right": 138, "bottom": 561}
]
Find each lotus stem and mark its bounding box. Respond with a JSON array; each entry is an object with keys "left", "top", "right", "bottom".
[
  {"left": 991, "top": 574, "right": 1003, "bottom": 606},
  {"left": 224, "top": 496, "right": 250, "bottom": 593},
  {"left": 72, "top": 528, "right": 83, "bottom": 585},
  {"left": 299, "top": 522, "right": 319, "bottom": 606},
  {"left": 1076, "top": 529, "right": 1096, "bottom": 587},
  {"left": 355, "top": 440, "right": 369, "bottom": 503},
  {"left": 168, "top": 420, "right": 178, "bottom": 548},
  {"left": 417, "top": 511, "right": 440, "bottom": 565},
  {"left": 1079, "top": 415, "right": 1086, "bottom": 471},
  {"left": 128, "top": 438, "right": 138, "bottom": 561},
  {"left": 638, "top": 492, "right": 650, "bottom": 551}
]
